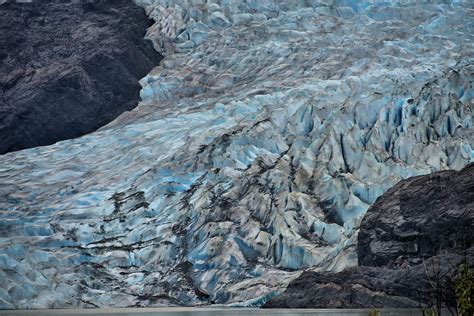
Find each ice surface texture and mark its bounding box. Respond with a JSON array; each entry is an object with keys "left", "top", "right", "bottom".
[{"left": 0, "top": 0, "right": 473, "bottom": 309}]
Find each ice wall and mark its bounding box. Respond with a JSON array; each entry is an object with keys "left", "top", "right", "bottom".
[{"left": 0, "top": 0, "right": 473, "bottom": 308}]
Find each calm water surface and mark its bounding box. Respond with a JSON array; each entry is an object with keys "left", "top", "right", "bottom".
[{"left": 0, "top": 308, "right": 429, "bottom": 316}]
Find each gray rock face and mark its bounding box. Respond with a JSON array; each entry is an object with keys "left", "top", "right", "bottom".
[
  {"left": 264, "top": 164, "right": 474, "bottom": 308},
  {"left": 358, "top": 164, "right": 474, "bottom": 268},
  {"left": 0, "top": 0, "right": 473, "bottom": 309},
  {"left": 0, "top": 1, "right": 161, "bottom": 154},
  {"left": 262, "top": 257, "right": 467, "bottom": 309}
]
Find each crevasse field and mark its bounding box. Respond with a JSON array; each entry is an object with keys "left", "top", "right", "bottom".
[{"left": 0, "top": 0, "right": 473, "bottom": 309}]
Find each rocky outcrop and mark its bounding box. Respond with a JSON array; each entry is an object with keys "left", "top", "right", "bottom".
[
  {"left": 264, "top": 164, "right": 474, "bottom": 308},
  {"left": 0, "top": 1, "right": 161, "bottom": 154},
  {"left": 358, "top": 164, "right": 474, "bottom": 268}
]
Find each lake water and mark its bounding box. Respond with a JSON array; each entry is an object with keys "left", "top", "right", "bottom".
[{"left": 0, "top": 308, "right": 431, "bottom": 316}]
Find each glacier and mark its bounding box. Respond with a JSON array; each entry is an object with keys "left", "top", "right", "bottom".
[{"left": 0, "top": 0, "right": 473, "bottom": 309}]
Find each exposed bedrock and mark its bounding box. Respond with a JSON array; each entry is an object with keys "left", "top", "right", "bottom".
[
  {"left": 0, "top": 1, "right": 162, "bottom": 154},
  {"left": 0, "top": 0, "right": 473, "bottom": 309},
  {"left": 264, "top": 164, "right": 474, "bottom": 308},
  {"left": 358, "top": 164, "right": 474, "bottom": 268}
]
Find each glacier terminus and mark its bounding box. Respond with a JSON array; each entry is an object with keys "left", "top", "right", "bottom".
[{"left": 0, "top": 0, "right": 473, "bottom": 309}]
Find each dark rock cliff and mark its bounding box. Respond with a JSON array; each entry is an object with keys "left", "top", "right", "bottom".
[
  {"left": 264, "top": 164, "right": 474, "bottom": 308},
  {"left": 0, "top": 1, "right": 162, "bottom": 154},
  {"left": 358, "top": 165, "right": 474, "bottom": 268}
]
